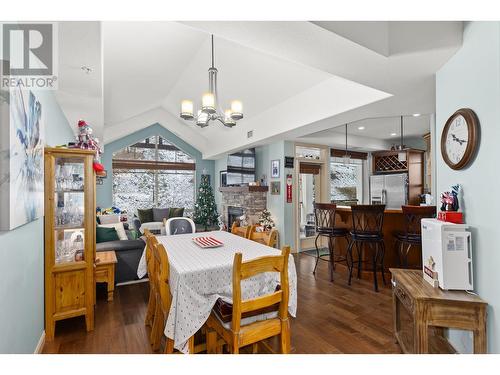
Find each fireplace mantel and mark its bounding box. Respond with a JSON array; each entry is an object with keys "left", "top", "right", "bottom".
[{"left": 219, "top": 186, "right": 268, "bottom": 193}]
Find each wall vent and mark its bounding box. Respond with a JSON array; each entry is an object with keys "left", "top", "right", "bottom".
[{"left": 247, "top": 130, "right": 253, "bottom": 139}]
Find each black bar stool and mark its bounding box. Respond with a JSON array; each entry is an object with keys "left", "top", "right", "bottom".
[
  {"left": 395, "top": 205, "right": 436, "bottom": 268},
  {"left": 313, "top": 203, "right": 350, "bottom": 281},
  {"left": 346, "top": 204, "right": 386, "bottom": 292}
]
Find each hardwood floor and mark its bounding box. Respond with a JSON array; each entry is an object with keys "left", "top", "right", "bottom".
[{"left": 42, "top": 254, "right": 402, "bottom": 354}]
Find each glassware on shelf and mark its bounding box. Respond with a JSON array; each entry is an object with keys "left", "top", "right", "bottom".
[
  {"left": 55, "top": 230, "right": 85, "bottom": 263},
  {"left": 55, "top": 194, "right": 84, "bottom": 228}
]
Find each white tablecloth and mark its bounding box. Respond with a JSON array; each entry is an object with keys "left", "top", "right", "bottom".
[{"left": 137, "top": 230, "right": 297, "bottom": 353}]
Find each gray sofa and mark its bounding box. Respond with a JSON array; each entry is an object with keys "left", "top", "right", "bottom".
[{"left": 96, "top": 229, "right": 145, "bottom": 284}]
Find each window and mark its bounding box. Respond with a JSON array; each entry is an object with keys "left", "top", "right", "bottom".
[
  {"left": 112, "top": 136, "right": 195, "bottom": 216},
  {"left": 330, "top": 158, "right": 363, "bottom": 204}
]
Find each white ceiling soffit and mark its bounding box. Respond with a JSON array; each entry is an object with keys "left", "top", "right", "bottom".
[
  {"left": 298, "top": 115, "right": 431, "bottom": 152},
  {"left": 103, "top": 106, "right": 209, "bottom": 152},
  {"left": 311, "top": 21, "right": 463, "bottom": 57},
  {"left": 56, "top": 21, "right": 103, "bottom": 141}
]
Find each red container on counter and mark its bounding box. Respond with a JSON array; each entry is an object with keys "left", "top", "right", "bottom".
[{"left": 437, "top": 211, "right": 464, "bottom": 224}]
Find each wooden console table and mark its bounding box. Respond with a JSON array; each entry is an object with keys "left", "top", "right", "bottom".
[
  {"left": 95, "top": 251, "right": 117, "bottom": 302},
  {"left": 390, "top": 268, "right": 487, "bottom": 353}
]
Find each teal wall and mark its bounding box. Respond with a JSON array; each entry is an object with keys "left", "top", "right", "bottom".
[
  {"left": 213, "top": 156, "right": 227, "bottom": 211},
  {"left": 96, "top": 123, "right": 215, "bottom": 209},
  {"left": 0, "top": 90, "right": 74, "bottom": 353},
  {"left": 213, "top": 141, "right": 296, "bottom": 251},
  {"left": 436, "top": 21, "right": 500, "bottom": 353},
  {"left": 255, "top": 141, "right": 296, "bottom": 251}
]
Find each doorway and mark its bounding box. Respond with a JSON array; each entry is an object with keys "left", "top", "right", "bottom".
[{"left": 298, "top": 163, "right": 321, "bottom": 252}]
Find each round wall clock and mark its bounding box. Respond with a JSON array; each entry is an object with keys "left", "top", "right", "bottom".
[{"left": 441, "top": 108, "right": 479, "bottom": 170}]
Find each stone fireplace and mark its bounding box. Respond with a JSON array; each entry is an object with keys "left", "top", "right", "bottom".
[{"left": 219, "top": 186, "right": 268, "bottom": 228}]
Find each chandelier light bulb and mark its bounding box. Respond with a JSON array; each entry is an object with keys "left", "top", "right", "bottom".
[
  {"left": 201, "top": 93, "right": 216, "bottom": 113},
  {"left": 224, "top": 109, "right": 236, "bottom": 126},
  {"left": 196, "top": 110, "right": 209, "bottom": 127},
  {"left": 230, "top": 100, "right": 243, "bottom": 120},
  {"left": 180, "top": 100, "right": 194, "bottom": 120}
]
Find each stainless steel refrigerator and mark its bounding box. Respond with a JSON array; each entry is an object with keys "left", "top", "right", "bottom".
[{"left": 369, "top": 173, "right": 408, "bottom": 209}]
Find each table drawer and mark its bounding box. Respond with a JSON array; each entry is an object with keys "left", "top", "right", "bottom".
[
  {"left": 95, "top": 267, "right": 109, "bottom": 283},
  {"left": 393, "top": 279, "right": 414, "bottom": 312}
]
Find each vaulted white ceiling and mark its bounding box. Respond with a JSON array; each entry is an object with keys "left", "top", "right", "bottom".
[
  {"left": 56, "top": 21, "right": 463, "bottom": 159},
  {"left": 57, "top": 21, "right": 103, "bottom": 141}
]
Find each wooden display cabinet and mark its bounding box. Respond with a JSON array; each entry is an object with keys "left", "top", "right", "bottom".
[{"left": 44, "top": 148, "right": 96, "bottom": 340}]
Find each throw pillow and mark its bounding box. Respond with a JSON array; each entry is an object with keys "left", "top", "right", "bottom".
[
  {"left": 96, "top": 226, "right": 119, "bottom": 243},
  {"left": 98, "top": 222, "right": 128, "bottom": 241},
  {"left": 137, "top": 208, "right": 154, "bottom": 223},
  {"left": 153, "top": 207, "right": 170, "bottom": 222},
  {"left": 98, "top": 214, "right": 120, "bottom": 225},
  {"left": 140, "top": 222, "right": 165, "bottom": 235},
  {"left": 169, "top": 207, "right": 185, "bottom": 218}
]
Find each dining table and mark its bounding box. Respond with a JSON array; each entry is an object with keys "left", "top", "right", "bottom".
[{"left": 137, "top": 230, "right": 298, "bottom": 353}]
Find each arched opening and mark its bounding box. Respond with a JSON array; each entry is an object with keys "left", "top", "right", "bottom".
[{"left": 111, "top": 135, "right": 196, "bottom": 216}]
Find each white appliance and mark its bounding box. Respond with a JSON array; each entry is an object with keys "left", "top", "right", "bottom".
[
  {"left": 421, "top": 218, "right": 473, "bottom": 290},
  {"left": 369, "top": 173, "right": 407, "bottom": 209}
]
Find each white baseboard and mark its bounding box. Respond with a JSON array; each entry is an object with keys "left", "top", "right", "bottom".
[
  {"left": 116, "top": 278, "right": 148, "bottom": 287},
  {"left": 34, "top": 330, "right": 45, "bottom": 354}
]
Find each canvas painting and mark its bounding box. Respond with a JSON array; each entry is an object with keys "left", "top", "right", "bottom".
[{"left": 0, "top": 86, "right": 44, "bottom": 230}]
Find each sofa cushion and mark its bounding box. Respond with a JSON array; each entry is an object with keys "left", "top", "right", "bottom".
[
  {"left": 98, "top": 222, "right": 128, "bottom": 241},
  {"left": 96, "top": 239, "right": 145, "bottom": 252},
  {"left": 96, "top": 227, "right": 119, "bottom": 243},
  {"left": 137, "top": 208, "right": 154, "bottom": 224},
  {"left": 169, "top": 207, "right": 185, "bottom": 218},
  {"left": 153, "top": 207, "right": 170, "bottom": 222},
  {"left": 97, "top": 214, "right": 120, "bottom": 225}
]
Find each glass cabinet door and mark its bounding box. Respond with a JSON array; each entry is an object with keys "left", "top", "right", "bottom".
[{"left": 54, "top": 157, "right": 86, "bottom": 263}]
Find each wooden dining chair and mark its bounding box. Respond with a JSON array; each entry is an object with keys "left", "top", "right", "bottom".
[
  {"left": 231, "top": 221, "right": 252, "bottom": 239},
  {"left": 205, "top": 246, "right": 291, "bottom": 354},
  {"left": 249, "top": 227, "right": 279, "bottom": 248},
  {"left": 149, "top": 238, "right": 167, "bottom": 351},
  {"left": 143, "top": 229, "right": 157, "bottom": 329},
  {"left": 150, "top": 240, "right": 206, "bottom": 354}
]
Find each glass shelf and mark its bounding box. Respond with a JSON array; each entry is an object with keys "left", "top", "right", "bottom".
[
  {"left": 54, "top": 156, "right": 86, "bottom": 264},
  {"left": 55, "top": 224, "right": 84, "bottom": 231}
]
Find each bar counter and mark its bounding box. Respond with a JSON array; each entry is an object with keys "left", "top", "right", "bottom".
[{"left": 332, "top": 206, "right": 420, "bottom": 279}]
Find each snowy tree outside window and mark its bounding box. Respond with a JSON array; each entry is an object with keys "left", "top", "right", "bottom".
[
  {"left": 112, "top": 136, "right": 195, "bottom": 216},
  {"left": 330, "top": 158, "right": 363, "bottom": 204}
]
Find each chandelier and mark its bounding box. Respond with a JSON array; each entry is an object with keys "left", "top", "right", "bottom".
[{"left": 180, "top": 35, "right": 243, "bottom": 128}]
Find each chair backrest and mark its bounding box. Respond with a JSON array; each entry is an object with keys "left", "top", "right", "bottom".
[
  {"left": 144, "top": 229, "right": 157, "bottom": 282},
  {"left": 165, "top": 217, "right": 196, "bottom": 235},
  {"left": 152, "top": 241, "right": 171, "bottom": 312},
  {"left": 231, "top": 246, "right": 290, "bottom": 332},
  {"left": 313, "top": 203, "right": 337, "bottom": 231},
  {"left": 249, "top": 227, "right": 279, "bottom": 248},
  {"left": 401, "top": 205, "right": 436, "bottom": 236},
  {"left": 231, "top": 221, "right": 252, "bottom": 239},
  {"left": 351, "top": 204, "right": 386, "bottom": 235}
]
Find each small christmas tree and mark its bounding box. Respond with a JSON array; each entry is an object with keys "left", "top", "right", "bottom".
[
  {"left": 193, "top": 174, "right": 218, "bottom": 230},
  {"left": 258, "top": 209, "right": 275, "bottom": 230}
]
